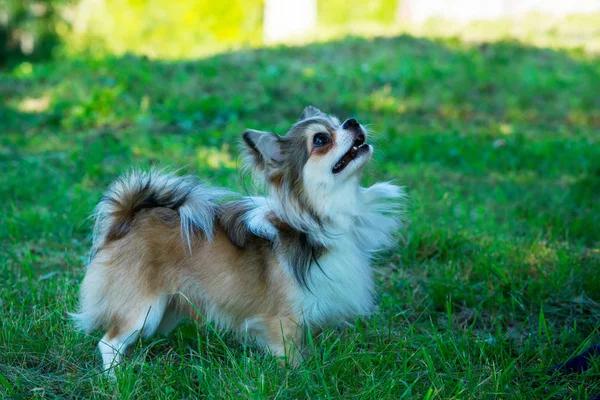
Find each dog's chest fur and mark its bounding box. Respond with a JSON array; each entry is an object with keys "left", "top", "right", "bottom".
[
  {"left": 224, "top": 182, "right": 403, "bottom": 329},
  {"left": 294, "top": 238, "right": 373, "bottom": 328}
]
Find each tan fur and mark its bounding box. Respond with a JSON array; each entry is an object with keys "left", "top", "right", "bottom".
[{"left": 82, "top": 207, "right": 301, "bottom": 369}]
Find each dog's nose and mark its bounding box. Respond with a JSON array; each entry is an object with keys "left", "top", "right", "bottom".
[{"left": 342, "top": 118, "right": 360, "bottom": 130}]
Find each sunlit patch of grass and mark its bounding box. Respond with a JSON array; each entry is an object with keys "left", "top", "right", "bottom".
[{"left": 17, "top": 96, "right": 51, "bottom": 113}]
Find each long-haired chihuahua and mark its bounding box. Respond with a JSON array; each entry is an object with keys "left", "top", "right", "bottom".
[{"left": 73, "top": 106, "right": 404, "bottom": 372}]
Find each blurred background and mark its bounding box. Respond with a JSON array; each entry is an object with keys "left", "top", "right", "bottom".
[
  {"left": 2, "top": 1, "right": 600, "bottom": 303},
  {"left": 2, "top": 2, "right": 600, "bottom": 398},
  {"left": 2, "top": 0, "right": 600, "bottom": 64}
]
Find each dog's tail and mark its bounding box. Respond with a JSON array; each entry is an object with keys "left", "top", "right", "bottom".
[{"left": 90, "top": 169, "right": 226, "bottom": 259}]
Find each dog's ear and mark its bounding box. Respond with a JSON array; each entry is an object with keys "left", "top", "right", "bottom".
[
  {"left": 242, "top": 129, "right": 282, "bottom": 171},
  {"left": 301, "top": 105, "right": 322, "bottom": 120}
]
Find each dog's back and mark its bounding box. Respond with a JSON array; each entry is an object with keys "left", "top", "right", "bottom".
[{"left": 72, "top": 170, "right": 295, "bottom": 372}]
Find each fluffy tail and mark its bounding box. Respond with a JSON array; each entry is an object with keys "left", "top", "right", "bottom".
[{"left": 90, "top": 169, "right": 226, "bottom": 259}]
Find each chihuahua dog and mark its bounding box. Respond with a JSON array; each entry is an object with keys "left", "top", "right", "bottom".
[{"left": 73, "top": 106, "right": 404, "bottom": 372}]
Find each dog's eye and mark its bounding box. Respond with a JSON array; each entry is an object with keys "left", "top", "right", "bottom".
[{"left": 313, "top": 133, "right": 330, "bottom": 147}]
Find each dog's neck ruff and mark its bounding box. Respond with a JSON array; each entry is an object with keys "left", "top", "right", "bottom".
[
  {"left": 242, "top": 182, "right": 404, "bottom": 327},
  {"left": 245, "top": 182, "right": 403, "bottom": 248}
]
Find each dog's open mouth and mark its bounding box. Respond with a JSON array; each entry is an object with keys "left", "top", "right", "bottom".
[{"left": 332, "top": 136, "right": 370, "bottom": 174}]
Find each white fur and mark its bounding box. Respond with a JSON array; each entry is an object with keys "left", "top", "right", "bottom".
[
  {"left": 294, "top": 182, "right": 404, "bottom": 328},
  {"left": 297, "top": 241, "right": 373, "bottom": 328},
  {"left": 243, "top": 197, "right": 278, "bottom": 240},
  {"left": 91, "top": 170, "right": 227, "bottom": 257},
  {"left": 291, "top": 126, "right": 403, "bottom": 326},
  {"left": 179, "top": 183, "right": 228, "bottom": 250},
  {"left": 98, "top": 295, "right": 169, "bottom": 373},
  {"left": 236, "top": 179, "right": 404, "bottom": 329},
  {"left": 238, "top": 126, "right": 405, "bottom": 328}
]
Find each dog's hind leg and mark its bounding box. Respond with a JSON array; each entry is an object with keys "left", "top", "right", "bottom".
[{"left": 99, "top": 296, "right": 169, "bottom": 374}]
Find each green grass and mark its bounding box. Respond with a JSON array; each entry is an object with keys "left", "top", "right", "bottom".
[{"left": 1, "top": 31, "right": 600, "bottom": 399}]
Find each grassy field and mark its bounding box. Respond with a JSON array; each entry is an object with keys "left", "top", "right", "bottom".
[{"left": 1, "top": 28, "right": 600, "bottom": 398}]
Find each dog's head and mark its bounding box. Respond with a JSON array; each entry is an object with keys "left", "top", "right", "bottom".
[{"left": 242, "top": 106, "right": 372, "bottom": 231}]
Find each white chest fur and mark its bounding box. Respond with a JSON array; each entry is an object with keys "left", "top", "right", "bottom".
[
  {"left": 297, "top": 182, "right": 404, "bottom": 328},
  {"left": 245, "top": 182, "right": 404, "bottom": 329},
  {"left": 296, "top": 239, "right": 374, "bottom": 328}
]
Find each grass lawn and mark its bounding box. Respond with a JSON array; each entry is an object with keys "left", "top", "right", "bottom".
[{"left": 1, "top": 30, "right": 600, "bottom": 398}]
